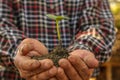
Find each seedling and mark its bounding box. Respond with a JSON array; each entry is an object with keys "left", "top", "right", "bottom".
[
  {"left": 47, "top": 14, "right": 69, "bottom": 46},
  {"left": 32, "top": 14, "right": 70, "bottom": 66}
]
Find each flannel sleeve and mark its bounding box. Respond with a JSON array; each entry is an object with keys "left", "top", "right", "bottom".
[
  {"left": 68, "top": 0, "right": 116, "bottom": 63},
  {"left": 0, "top": 0, "right": 25, "bottom": 69}
]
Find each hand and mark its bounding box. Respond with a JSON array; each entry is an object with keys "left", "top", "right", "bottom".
[
  {"left": 14, "top": 38, "right": 57, "bottom": 80},
  {"left": 48, "top": 67, "right": 68, "bottom": 80},
  {"left": 17, "top": 38, "right": 48, "bottom": 56},
  {"left": 56, "top": 49, "right": 99, "bottom": 80}
]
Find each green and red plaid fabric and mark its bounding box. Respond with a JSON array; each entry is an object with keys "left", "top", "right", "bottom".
[{"left": 0, "top": 0, "right": 116, "bottom": 80}]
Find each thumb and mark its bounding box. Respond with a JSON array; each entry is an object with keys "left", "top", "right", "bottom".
[
  {"left": 17, "top": 38, "right": 48, "bottom": 56},
  {"left": 16, "top": 44, "right": 34, "bottom": 56}
]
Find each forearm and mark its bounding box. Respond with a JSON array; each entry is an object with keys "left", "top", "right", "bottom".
[{"left": 68, "top": 0, "right": 116, "bottom": 63}]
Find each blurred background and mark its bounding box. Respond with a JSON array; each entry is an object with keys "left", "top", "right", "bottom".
[
  {"left": 0, "top": 0, "right": 120, "bottom": 80},
  {"left": 91, "top": 0, "right": 120, "bottom": 80}
]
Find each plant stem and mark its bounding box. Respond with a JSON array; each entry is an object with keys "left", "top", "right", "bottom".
[{"left": 56, "top": 20, "right": 62, "bottom": 45}]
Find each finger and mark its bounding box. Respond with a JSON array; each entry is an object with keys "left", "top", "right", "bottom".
[
  {"left": 59, "top": 59, "right": 82, "bottom": 80},
  {"left": 21, "top": 44, "right": 34, "bottom": 55},
  {"left": 56, "top": 67, "right": 68, "bottom": 80},
  {"left": 16, "top": 44, "right": 33, "bottom": 56},
  {"left": 14, "top": 56, "right": 40, "bottom": 70},
  {"left": 27, "top": 51, "right": 41, "bottom": 57},
  {"left": 69, "top": 50, "right": 99, "bottom": 68},
  {"left": 31, "top": 40, "right": 48, "bottom": 55},
  {"left": 29, "top": 38, "right": 48, "bottom": 55},
  {"left": 15, "top": 44, "right": 53, "bottom": 71},
  {"left": 49, "top": 77, "right": 58, "bottom": 80},
  {"left": 31, "top": 66, "right": 57, "bottom": 80},
  {"left": 18, "top": 38, "right": 48, "bottom": 56},
  {"left": 83, "top": 54, "right": 99, "bottom": 68},
  {"left": 68, "top": 55, "right": 90, "bottom": 80},
  {"left": 14, "top": 55, "right": 53, "bottom": 71},
  {"left": 15, "top": 59, "right": 41, "bottom": 78},
  {"left": 15, "top": 58, "right": 54, "bottom": 78}
]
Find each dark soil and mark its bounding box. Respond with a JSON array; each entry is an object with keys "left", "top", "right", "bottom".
[{"left": 32, "top": 45, "right": 69, "bottom": 66}]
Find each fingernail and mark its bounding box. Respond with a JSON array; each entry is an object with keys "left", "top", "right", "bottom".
[
  {"left": 59, "top": 59, "right": 68, "bottom": 68},
  {"left": 58, "top": 67, "right": 63, "bottom": 74},
  {"left": 32, "top": 60, "right": 41, "bottom": 67},
  {"left": 20, "top": 44, "right": 27, "bottom": 55},
  {"left": 68, "top": 56, "right": 76, "bottom": 62},
  {"left": 49, "top": 67, "right": 57, "bottom": 75},
  {"left": 21, "top": 44, "right": 27, "bottom": 51},
  {"left": 44, "top": 61, "right": 53, "bottom": 68},
  {"left": 15, "top": 44, "right": 26, "bottom": 55}
]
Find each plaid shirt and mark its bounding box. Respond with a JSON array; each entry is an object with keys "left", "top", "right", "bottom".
[{"left": 0, "top": 0, "right": 116, "bottom": 80}]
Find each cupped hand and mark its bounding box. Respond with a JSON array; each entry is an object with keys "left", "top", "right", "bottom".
[
  {"left": 17, "top": 38, "right": 48, "bottom": 56},
  {"left": 56, "top": 49, "right": 99, "bottom": 80},
  {"left": 14, "top": 38, "right": 57, "bottom": 80}
]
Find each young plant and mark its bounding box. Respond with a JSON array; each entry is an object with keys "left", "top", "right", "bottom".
[
  {"left": 32, "top": 14, "right": 70, "bottom": 66},
  {"left": 47, "top": 14, "right": 69, "bottom": 46}
]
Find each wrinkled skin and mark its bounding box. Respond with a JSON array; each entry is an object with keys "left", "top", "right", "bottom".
[
  {"left": 55, "top": 49, "right": 98, "bottom": 80},
  {"left": 49, "top": 49, "right": 98, "bottom": 80},
  {"left": 14, "top": 38, "right": 99, "bottom": 80},
  {"left": 14, "top": 38, "right": 57, "bottom": 80}
]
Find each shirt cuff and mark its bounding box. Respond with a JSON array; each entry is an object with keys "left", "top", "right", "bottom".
[{"left": 67, "top": 41, "right": 93, "bottom": 53}]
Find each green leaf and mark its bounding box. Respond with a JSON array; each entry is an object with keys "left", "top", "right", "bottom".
[
  {"left": 56, "top": 16, "right": 69, "bottom": 20},
  {"left": 47, "top": 14, "right": 69, "bottom": 21},
  {"left": 47, "top": 14, "right": 57, "bottom": 20}
]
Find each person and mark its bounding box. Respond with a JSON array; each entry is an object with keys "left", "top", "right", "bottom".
[{"left": 0, "top": 0, "right": 116, "bottom": 80}]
